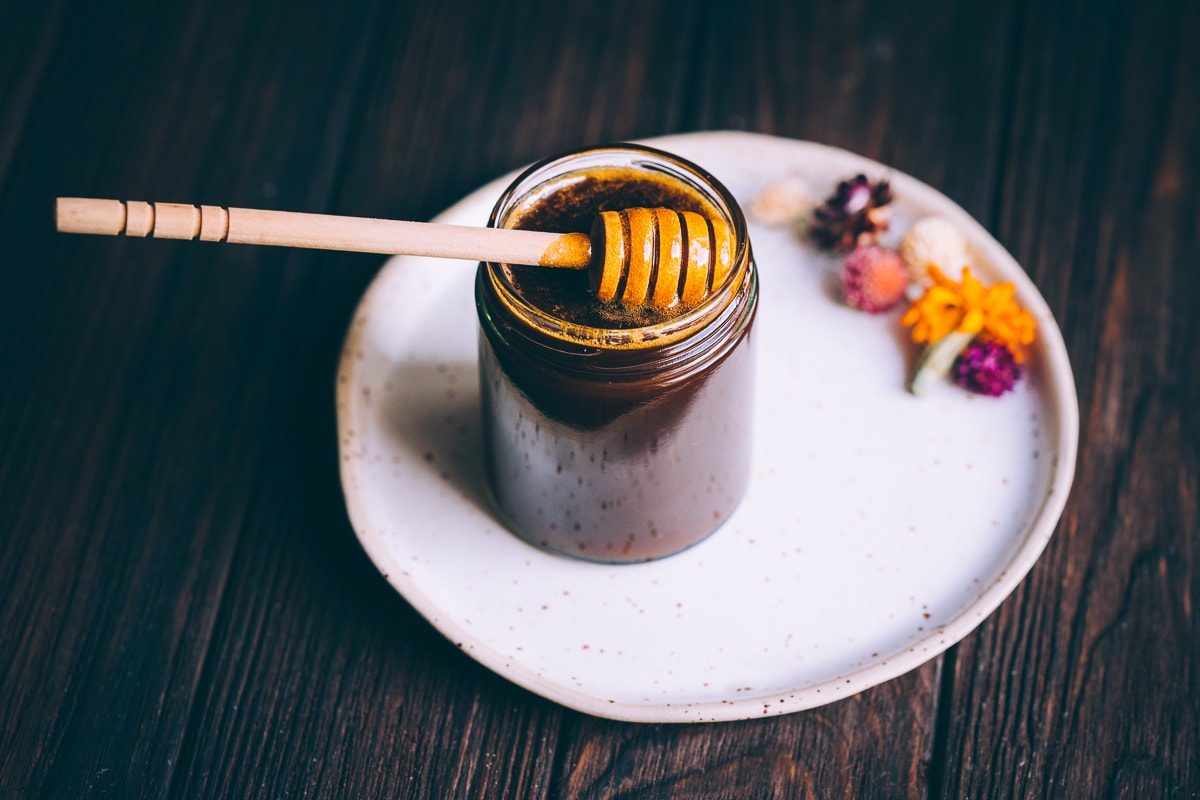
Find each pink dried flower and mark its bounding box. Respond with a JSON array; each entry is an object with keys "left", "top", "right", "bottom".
[
  {"left": 953, "top": 339, "right": 1023, "bottom": 396},
  {"left": 840, "top": 246, "right": 909, "bottom": 313}
]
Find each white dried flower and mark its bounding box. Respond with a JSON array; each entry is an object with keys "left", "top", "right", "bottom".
[
  {"left": 746, "top": 174, "right": 816, "bottom": 228},
  {"left": 899, "top": 216, "right": 969, "bottom": 282}
]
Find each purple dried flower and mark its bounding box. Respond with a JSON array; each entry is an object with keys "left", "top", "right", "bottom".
[
  {"left": 953, "top": 339, "right": 1023, "bottom": 396},
  {"left": 811, "top": 174, "right": 894, "bottom": 252}
]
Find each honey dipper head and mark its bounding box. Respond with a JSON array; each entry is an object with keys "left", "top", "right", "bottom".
[{"left": 589, "top": 208, "right": 734, "bottom": 310}]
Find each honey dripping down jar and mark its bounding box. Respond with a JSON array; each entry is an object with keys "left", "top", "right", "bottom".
[{"left": 475, "top": 144, "right": 758, "bottom": 563}]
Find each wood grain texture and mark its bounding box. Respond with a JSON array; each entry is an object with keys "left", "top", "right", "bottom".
[
  {"left": 0, "top": 0, "right": 1196, "bottom": 798},
  {"left": 934, "top": 0, "right": 1200, "bottom": 797}
]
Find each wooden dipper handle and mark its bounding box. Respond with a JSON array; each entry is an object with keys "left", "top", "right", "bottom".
[
  {"left": 56, "top": 198, "right": 735, "bottom": 310},
  {"left": 55, "top": 198, "right": 594, "bottom": 269}
]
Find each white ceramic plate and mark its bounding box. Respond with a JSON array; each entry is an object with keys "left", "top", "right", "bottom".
[{"left": 337, "top": 131, "right": 1078, "bottom": 723}]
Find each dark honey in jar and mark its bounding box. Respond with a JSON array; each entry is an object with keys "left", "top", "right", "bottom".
[{"left": 475, "top": 144, "right": 758, "bottom": 562}]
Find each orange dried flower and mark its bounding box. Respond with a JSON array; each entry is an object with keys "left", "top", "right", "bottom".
[{"left": 900, "top": 266, "right": 1036, "bottom": 360}]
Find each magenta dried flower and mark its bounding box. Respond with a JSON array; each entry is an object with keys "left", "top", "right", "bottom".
[
  {"left": 953, "top": 339, "right": 1023, "bottom": 396},
  {"left": 811, "top": 174, "right": 894, "bottom": 252}
]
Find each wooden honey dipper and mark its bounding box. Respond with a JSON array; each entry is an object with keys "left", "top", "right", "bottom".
[{"left": 55, "top": 198, "right": 734, "bottom": 310}]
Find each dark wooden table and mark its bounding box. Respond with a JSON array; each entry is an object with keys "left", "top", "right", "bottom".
[{"left": 3, "top": 1, "right": 1197, "bottom": 797}]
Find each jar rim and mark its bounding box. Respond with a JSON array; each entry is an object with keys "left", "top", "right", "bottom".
[{"left": 482, "top": 143, "right": 751, "bottom": 350}]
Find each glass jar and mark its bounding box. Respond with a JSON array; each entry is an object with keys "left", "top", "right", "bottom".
[{"left": 475, "top": 144, "right": 758, "bottom": 562}]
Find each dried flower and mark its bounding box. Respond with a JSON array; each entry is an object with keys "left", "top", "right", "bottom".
[
  {"left": 899, "top": 216, "right": 969, "bottom": 283},
  {"left": 746, "top": 174, "right": 816, "bottom": 227},
  {"left": 900, "top": 266, "right": 1036, "bottom": 360},
  {"left": 811, "top": 174, "right": 894, "bottom": 252},
  {"left": 954, "top": 339, "right": 1023, "bottom": 396},
  {"left": 841, "top": 246, "right": 909, "bottom": 313}
]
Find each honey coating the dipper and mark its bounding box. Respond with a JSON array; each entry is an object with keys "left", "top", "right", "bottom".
[
  {"left": 588, "top": 207, "right": 733, "bottom": 311},
  {"left": 502, "top": 167, "right": 728, "bottom": 328}
]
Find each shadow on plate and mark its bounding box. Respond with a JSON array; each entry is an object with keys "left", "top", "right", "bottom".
[{"left": 378, "top": 358, "right": 492, "bottom": 519}]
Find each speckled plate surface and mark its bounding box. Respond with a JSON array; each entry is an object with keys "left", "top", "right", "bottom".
[{"left": 336, "top": 131, "right": 1078, "bottom": 723}]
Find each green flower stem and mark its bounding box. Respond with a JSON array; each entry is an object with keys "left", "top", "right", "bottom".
[{"left": 908, "top": 331, "right": 975, "bottom": 396}]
